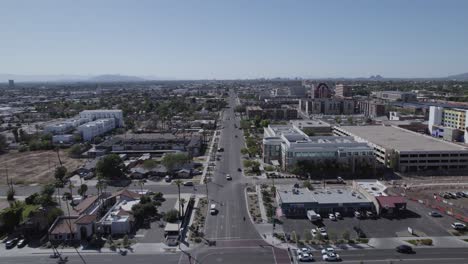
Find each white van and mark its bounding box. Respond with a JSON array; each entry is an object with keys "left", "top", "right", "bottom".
[
  {"left": 307, "top": 210, "right": 321, "bottom": 221},
  {"left": 210, "top": 204, "right": 217, "bottom": 215}
]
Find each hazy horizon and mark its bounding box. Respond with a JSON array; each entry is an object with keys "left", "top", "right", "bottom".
[{"left": 2, "top": 0, "right": 468, "bottom": 79}]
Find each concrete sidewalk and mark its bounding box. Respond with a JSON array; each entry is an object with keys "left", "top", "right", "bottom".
[{"left": 0, "top": 242, "right": 185, "bottom": 258}]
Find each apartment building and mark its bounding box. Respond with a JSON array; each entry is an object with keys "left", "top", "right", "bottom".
[
  {"left": 428, "top": 106, "right": 468, "bottom": 142},
  {"left": 44, "top": 117, "right": 90, "bottom": 135},
  {"left": 79, "top": 110, "right": 124, "bottom": 127},
  {"left": 78, "top": 118, "right": 116, "bottom": 141},
  {"left": 334, "top": 125, "right": 468, "bottom": 172}
]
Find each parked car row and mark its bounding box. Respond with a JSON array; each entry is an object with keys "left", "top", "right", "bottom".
[
  {"left": 354, "top": 210, "right": 376, "bottom": 219},
  {"left": 311, "top": 227, "right": 328, "bottom": 239},
  {"left": 4, "top": 237, "right": 27, "bottom": 249},
  {"left": 439, "top": 191, "right": 468, "bottom": 199}
]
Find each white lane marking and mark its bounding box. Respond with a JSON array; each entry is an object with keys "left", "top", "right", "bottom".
[{"left": 271, "top": 247, "right": 278, "bottom": 264}]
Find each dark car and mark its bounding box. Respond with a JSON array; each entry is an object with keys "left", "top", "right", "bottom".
[
  {"left": 183, "top": 181, "right": 194, "bottom": 186},
  {"left": 5, "top": 237, "right": 19, "bottom": 249},
  {"left": 396, "top": 245, "right": 413, "bottom": 254},
  {"left": 428, "top": 211, "right": 442, "bottom": 217},
  {"left": 237, "top": 168, "right": 242, "bottom": 172},
  {"left": 17, "top": 238, "right": 27, "bottom": 248}
]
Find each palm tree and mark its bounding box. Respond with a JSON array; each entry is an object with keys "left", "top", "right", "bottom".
[
  {"left": 68, "top": 181, "right": 74, "bottom": 204},
  {"left": 203, "top": 177, "right": 209, "bottom": 200},
  {"left": 174, "top": 179, "right": 183, "bottom": 219},
  {"left": 180, "top": 198, "right": 186, "bottom": 218},
  {"left": 138, "top": 179, "right": 145, "bottom": 194}
]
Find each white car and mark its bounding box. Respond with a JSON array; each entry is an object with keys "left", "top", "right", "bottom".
[
  {"left": 298, "top": 247, "right": 312, "bottom": 254},
  {"left": 451, "top": 222, "right": 466, "bottom": 230},
  {"left": 298, "top": 252, "right": 313, "bottom": 262},
  {"left": 226, "top": 174, "right": 232, "bottom": 180},
  {"left": 318, "top": 227, "right": 328, "bottom": 238},
  {"left": 335, "top": 212, "right": 342, "bottom": 219},
  {"left": 322, "top": 252, "right": 340, "bottom": 261},
  {"left": 354, "top": 211, "right": 362, "bottom": 218},
  {"left": 311, "top": 229, "right": 318, "bottom": 238},
  {"left": 321, "top": 247, "right": 335, "bottom": 255},
  {"left": 329, "top": 213, "right": 336, "bottom": 221}
]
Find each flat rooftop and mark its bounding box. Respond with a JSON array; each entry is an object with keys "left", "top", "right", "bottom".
[
  {"left": 290, "top": 120, "right": 331, "bottom": 128},
  {"left": 338, "top": 125, "right": 468, "bottom": 152},
  {"left": 277, "top": 186, "right": 371, "bottom": 204},
  {"left": 356, "top": 180, "right": 387, "bottom": 197}
]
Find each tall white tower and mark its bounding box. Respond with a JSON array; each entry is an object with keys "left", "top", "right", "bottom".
[{"left": 428, "top": 106, "right": 443, "bottom": 134}]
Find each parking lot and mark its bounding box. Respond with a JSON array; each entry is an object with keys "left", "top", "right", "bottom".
[
  {"left": 136, "top": 198, "right": 177, "bottom": 243},
  {"left": 282, "top": 200, "right": 458, "bottom": 240}
]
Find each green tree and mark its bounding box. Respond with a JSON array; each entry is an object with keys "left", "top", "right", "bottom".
[
  {"left": 77, "top": 184, "right": 88, "bottom": 198},
  {"left": 96, "top": 154, "right": 126, "bottom": 179},
  {"left": 68, "top": 144, "right": 84, "bottom": 157},
  {"left": 7, "top": 187, "right": 15, "bottom": 201},
  {"left": 240, "top": 148, "right": 250, "bottom": 156},
  {"left": 54, "top": 166, "right": 67, "bottom": 186},
  {"left": 0, "top": 202, "right": 23, "bottom": 231},
  {"left": 40, "top": 184, "right": 56, "bottom": 206},
  {"left": 303, "top": 180, "right": 313, "bottom": 190},
  {"left": 162, "top": 153, "right": 190, "bottom": 171},
  {"left": 132, "top": 200, "right": 157, "bottom": 226},
  {"left": 142, "top": 159, "right": 158, "bottom": 169},
  {"left": 163, "top": 209, "right": 179, "bottom": 223},
  {"left": 174, "top": 179, "right": 183, "bottom": 218},
  {"left": 260, "top": 119, "right": 270, "bottom": 128},
  {"left": 122, "top": 235, "right": 130, "bottom": 248}
]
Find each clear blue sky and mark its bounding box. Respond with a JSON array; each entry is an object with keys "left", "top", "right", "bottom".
[{"left": 1, "top": 0, "right": 468, "bottom": 79}]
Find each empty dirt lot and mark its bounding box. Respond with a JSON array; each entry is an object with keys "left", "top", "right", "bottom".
[{"left": 0, "top": 150, "right": 85, "bottom": 185}]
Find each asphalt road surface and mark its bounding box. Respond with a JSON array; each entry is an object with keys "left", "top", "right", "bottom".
[
  {"left": 2, "top": 248, "right": 468, "bottom": 264},
  {"left": 203, "top": 90, "right": 260, "bottom": 241}
]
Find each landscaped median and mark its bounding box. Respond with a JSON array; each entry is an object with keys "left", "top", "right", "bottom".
[
  {"left": 406, "top": 238, "right": 433, "bottom": 246},
  {"left": 188, "top": 197, "right": 208, "bottom": 243},
  {"left": 246, "top": 185, "right": 262, "bottom": 224}
]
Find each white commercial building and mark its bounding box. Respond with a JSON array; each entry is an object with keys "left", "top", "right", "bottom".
[
  {"left": 78, "top": 118, "right": 116, "bottom": 141},
  {"left": 80, "top": 110, "right": 124, "bottom": 127},
  {"left": 263, "top": 125, "right": 374, "bottom": 170},
  {"left": 98, "top": 199, "right": 137, "bottom": 235}
]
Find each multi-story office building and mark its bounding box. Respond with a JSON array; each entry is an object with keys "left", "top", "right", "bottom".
[
  {"left": 357, "top": 100, "right": 386, "bottom": 118},
  {"left": 79, "top": 110, "right": 124, "bottom": 127},
  {"left": 8, "top": 80, "right": 15, "bottom": 89},
  {"left": 263, "top": 125, "right": 374, "bottom": 170},
  {"left": 335, "top": 84, "right": 352, "bottom": 98},
  {"left": 373, "top": 91, "right": 417, "bottom": 102},
  {"left": 299, "top": 98, "right": 355, "bottom": 116},
  {"left": 78, "top": 118, "right": 116, "bottom": 141},
  {"left": 334, "top": 125, "right": 468, "bottom": 172}
]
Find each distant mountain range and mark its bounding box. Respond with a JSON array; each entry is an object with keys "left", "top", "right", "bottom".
[
  {"left": 2, "top": 72, "right": 468, "bottom": 82},
  {"left": 0, "top": 73, "right": 152, "bottom": 83},
  {"left": 446, "top": 72, "right": 468, "bottom": 80}
]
